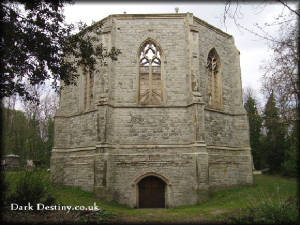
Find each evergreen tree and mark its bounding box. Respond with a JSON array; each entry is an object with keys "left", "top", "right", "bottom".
[
  {"left": 2, "top": 107, "right": 31, "bottom": 165},
  {"left": 26, "top": 114, "right": 43, "bottom": 161},
  {"left": 44, "top": 118, "right": 54, "bottom": 166},
  {"left": 0, "top": 1, "right": 120, "bottom": 102},
  {"left": 244, "top": 96, "right": 262, "bottom": 169},
  {"left": 281, "top": 120, "right": 299, "bottom": 177},
  {"left": 2, "top": 107, "right": 53, "bottom": 167},
  {"left": 263, "top": 92, "right": 287, "bottom": 172}
]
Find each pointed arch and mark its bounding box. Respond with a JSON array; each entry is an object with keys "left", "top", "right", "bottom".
[
  {"left": 81, "top": 65, "right": 94, "bottom": 111},
  {"left": 132, "top": 172, "right": 171, "bottom": 208},
  {"left": 138, "top": 38, "right": 163, "bottom": 105},
  {"left": 206, "top": 48, "right": 222, "bottom": 109},
  {"left": 138, "top": 38, "right": 163, "bottom": 58},
  {"left": 133, "top": 172, "right": 170, "bottom": 186}
]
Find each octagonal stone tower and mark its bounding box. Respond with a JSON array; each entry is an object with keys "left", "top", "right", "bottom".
[{"left": 51, "top": 13, "right": 253, "bottom": 208}]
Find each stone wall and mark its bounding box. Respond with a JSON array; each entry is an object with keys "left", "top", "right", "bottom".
[
  {"left": 51, "top": 13, "right": 253, "bottom": 208},
  {"left": 54, "top": 111, "right": 98, "bottom": 149},
  {"left": 105, "top": 150, "right": 208, "bottom": 207},
  {"left": 204, "top": 110, "right": 250, "bottom": 147},
  {"left": 51, "top": 149, "right": 96, "bottom": 191},
  {"left": 51, "top": 146, "right": 210, "bottom": 207},
  {"left": 111, "top": 16, "right": 188, "bottom": 106},
  {"left": 106, "top": 107, "right": 194, "bottom": 145},
  {"left": 192, "top": 17, "right": 244, "bottom": 115},
  {"left": 207, "top": 147, "right": 253, "bottom": 188},
  {"left": 1, "top": 155, "right": 20, "bottom": 170}
]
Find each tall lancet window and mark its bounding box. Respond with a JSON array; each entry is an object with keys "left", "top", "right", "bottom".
[
  {"left": 82, "top": 66, "right": 94, "bottom": 110},
  {"left": 139, "top": 40, "right": 162, "bottom": 105},
  {"left": 206, "top": 48, "right": 222, "bottom": 109},
  {"left": 89, "top": 72, "right": 94, "bottom": 108}
]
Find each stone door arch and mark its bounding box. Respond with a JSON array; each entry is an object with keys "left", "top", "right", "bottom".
[{"left": 138, "top": 176, "right": 166, "bottom": 208}]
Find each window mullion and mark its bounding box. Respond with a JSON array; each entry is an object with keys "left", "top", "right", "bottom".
[
  {"left": 211, "top": 65, "right": 215, "bottom": 107},
  {"left": 149, "top": 63, "right": 153, "bottom": 104}
]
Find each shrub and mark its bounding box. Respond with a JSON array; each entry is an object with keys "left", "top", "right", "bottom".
[
  {"left": 2, "top": 178, "right": 10, "bottom": 207},
  {"left": 77, "top": 209, "right": 116, "bottom": 223},
  {"left": 281, "top": 159, "right": 298, "bottom": 177},
  {"left": 7, "top": 169, "right": 55, "bottom": 209},
  {"left": 228, "top": 193, "right": 299, "bottom": 224},
  {"left": 281, "top": 144, "right": 298, "bottom": 178}
]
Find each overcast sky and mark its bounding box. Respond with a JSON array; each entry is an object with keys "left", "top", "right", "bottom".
[{"left": 63, "top": 1, "right": 297, "bottom": 103}]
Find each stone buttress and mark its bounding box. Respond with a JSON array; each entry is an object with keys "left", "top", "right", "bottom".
[{"left": 51, "top": 13, "right": 253, "bottom": 208}]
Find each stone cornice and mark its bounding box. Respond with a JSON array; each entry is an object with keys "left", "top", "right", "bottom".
[
  {"left": 54, "top": 102, "right": 247, "bottom": 118},
  {"left": 192, "top": 16, "right": 232, "bottom": 38},
  {"left": 77, "top": 13, "right": 232, "bottom": 39},
  {"left": 52, "top": 144, "right": 250, "bottom": 153},
  {"left": 204, "top": 107, "right": 246, "bottom": 116}
]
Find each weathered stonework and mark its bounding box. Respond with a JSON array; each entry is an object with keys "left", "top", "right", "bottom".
[
  {"left": 1, "top": 154, "right": 20, "bottom": 170},
  {"left": 51, "top": 13, "right": 253, "bottom": 208}
]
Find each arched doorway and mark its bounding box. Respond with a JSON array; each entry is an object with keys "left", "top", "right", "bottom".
[{"left": 138, "top": 176, "right": 165, "bottom": 208}]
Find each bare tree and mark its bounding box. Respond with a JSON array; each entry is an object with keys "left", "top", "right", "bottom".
[
  {"left": 243, "top": 86, "right": 255, "bottom": 104},
  {"left": 261, "top": 12, "right": 298, "bottom": 124},
  {"left": 243, "top": 86, "right": 264, "bottom": 114},
  {"left": 223, "top": 1, "right": 299, "bottom": 43},
  {"left": 39, "top": 91, "right": 59, "bottom": 141},
  {"left": 223, "top": 1, "right": 299, "bottom": 124},
  {"left": 22, "top": 85, "right": 42, "bottom": 120},
  {"left": 21, "top": 83, "right": 59, "bottom": 140},
  {"left": 2, "top": 95, "right": 18, "bottom": 130}
]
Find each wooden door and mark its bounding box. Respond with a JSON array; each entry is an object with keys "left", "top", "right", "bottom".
[{"left": 138, "top": 176, "right": 165, "bottom": 208}]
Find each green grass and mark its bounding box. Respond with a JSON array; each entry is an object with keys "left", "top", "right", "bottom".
[{"left": 3, "top": 171, "right": 298, "bottom": 223}]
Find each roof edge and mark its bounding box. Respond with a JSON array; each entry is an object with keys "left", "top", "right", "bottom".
[
  {"left": 76, "top": 13, "right": 232, "bottom": 39},
  {"left": 193, "top": 16, "right": 232, "bottom": 38}
]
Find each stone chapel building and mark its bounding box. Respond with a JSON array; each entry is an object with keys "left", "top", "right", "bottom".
[{"left": 51, "top": 13, "right": 253, "bottom": 208}]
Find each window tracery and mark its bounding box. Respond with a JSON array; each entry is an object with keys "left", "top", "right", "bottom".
[
  {"left": 206, "top": 48, "right": 222, "bottom": 109},
  {"left": 82, "top": 66, "right": 94, "bottom": 110},
  {"left": 89, "top": 72, "right": 94, "bottom": 107},
  {"left": 139, "top": 41, "right": 162, "bottom": 105}
]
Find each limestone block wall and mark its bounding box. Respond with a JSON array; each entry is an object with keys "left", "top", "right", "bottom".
[
  {"left": 58, "top": 82, "right": 80, "bottom": 115},
  {"left": 232, "top": 114, "right": 251, "bottom": 146},
  {"left": 204, "top": 109, "right": 252, "bottom": 188},
  {"left": 54, "top": 111, "right": 98, "bottom": 149},
  {"left": 51, "top": 13, "right": 253, "bottom": 208},
  {"left": 111, "top": 15, "right": 189, "bottom": 106},
  {"left": 50, "top": 154, "right": 65, "bottom": 184},
  {"left": 192, "top": 18, "right": 244, "bottom": 115},
  {"left": 52, "top": 146, "right": 210, "bottom": 207},
  {"left": 51, "top": 150, "right": 96, "bottom": 191},
  {"left": 205, "top": 110, "right": 235, "bottom": 146},
  {"left": 63, "top": 155, "right": 95, "bottom": 192},
  {"left": 101, "top": 147, "right": 208, "bottom": 208},
  {"left": 1, "top": 155, "right": 20, "bottom": 170},
  {"left": 207, "top": 148, "right": 253, "bottom": 188},
  {"left": 204, "top": 110, "right": 250, "bottom": 147},
  {"left": 106, "top": 107, "right": 195, "bottom": 145}
]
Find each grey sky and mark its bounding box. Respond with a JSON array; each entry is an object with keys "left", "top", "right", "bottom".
[{"left": 64, "top": 2, "right": 297, "bottom": 103}]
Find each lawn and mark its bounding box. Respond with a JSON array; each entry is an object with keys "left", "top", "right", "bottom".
[{"left": 2, "top": 171, "right": 298, "bottom": 224}]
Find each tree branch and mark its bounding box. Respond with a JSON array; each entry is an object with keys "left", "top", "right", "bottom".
[{"left": 277, "top": 0, "right": 300, "bottom": 17}]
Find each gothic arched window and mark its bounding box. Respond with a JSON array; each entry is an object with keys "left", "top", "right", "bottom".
[
  {"left": 206, "top": 48, "right": 222, "bottom": 109},
  {"left": 82, "top": 66, "right": 94, "bottom": 110},
  {"left": 139, "top": 40, "right": 162, "bottom": 105}
]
